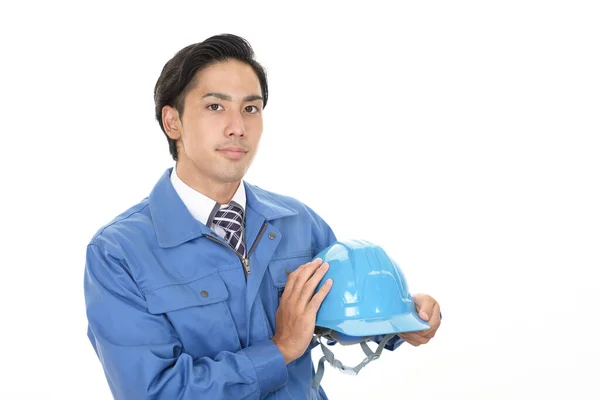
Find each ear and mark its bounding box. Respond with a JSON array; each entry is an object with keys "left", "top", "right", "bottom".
[{"left": 162, "top": 105, "right": 182, "bottom": 140}]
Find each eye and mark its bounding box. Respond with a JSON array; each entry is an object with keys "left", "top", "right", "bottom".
[
  {"left": 207, "top": 104, "right": 223, "bottom": 111},
  {"left": 244, "top": 105, "right": 260, "bottom": 114}
]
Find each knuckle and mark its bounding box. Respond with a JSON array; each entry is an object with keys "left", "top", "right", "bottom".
[{"left": 311, "top": 294, "right": 324, "bottom": 306}]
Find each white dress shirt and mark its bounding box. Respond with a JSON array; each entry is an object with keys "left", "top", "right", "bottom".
[{"left": 170, "top": 167, "right": 247, "bottom": 256}]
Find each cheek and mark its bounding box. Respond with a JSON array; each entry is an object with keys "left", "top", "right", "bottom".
[
  {"left": 176, "top": 132, "right": 200, "bottom": 163},
  {"left": 181, "top": 116, "right": 218, "bottom": 152},
  {"left": 246, "top": 118, "right": 263, "bottom": 140}
]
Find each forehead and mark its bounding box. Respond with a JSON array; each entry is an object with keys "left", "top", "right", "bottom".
[{"left": 189, "top": 59, "right": 261, "bottom": 96}]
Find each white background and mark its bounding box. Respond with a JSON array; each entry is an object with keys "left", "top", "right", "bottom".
[{"left": 1, "top": 0, "right": 599, "bottom": 399}]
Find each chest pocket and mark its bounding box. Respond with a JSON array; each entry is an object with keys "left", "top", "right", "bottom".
[
  {"left": 145, "top": 273, "right": 241, "bottom": 359},
  {"left": 268, "top": 252, "right": 313, "bottom": 298}
]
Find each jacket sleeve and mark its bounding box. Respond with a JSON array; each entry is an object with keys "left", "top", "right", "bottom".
[
  {"left": 84, "top": 243, "right": 287, "bottom": 400},
  {"left": 304, "top": 205, "right": 337, "bottom": 256}
]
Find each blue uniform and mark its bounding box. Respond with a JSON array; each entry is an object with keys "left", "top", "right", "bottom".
[{"left": 84, "top": 168, "right": 400, "bottom": 399}]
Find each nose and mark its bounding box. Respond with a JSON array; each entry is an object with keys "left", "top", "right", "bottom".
[{"left": 225, "top": 109, "right": 246, "bottom": 138}]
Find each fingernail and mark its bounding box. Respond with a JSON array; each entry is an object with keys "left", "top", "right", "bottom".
[
  {"left": 419, "top": 311, "right": 429, "bottom": 321},
  {"left": 326, "top": 278, "right": 333, "bottom": 285}
]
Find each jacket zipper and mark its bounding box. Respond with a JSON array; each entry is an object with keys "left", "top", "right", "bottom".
[{"left": 204, "top": 222, "right": 268, "bottom": 279}]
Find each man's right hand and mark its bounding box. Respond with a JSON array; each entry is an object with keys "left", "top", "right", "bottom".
[{"left": 271, "top": 258, "right": 333, "bottom": 364}]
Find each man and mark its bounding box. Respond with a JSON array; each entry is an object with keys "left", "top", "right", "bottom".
[{"left": 84, "top": 33, "right": 441, "bottom": 399}]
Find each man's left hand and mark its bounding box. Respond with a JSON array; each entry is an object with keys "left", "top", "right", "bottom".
[{"left": 398, "top": 293, "right": 441, "bottom": 347}]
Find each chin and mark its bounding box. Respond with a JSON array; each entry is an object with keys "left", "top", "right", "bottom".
[{"left": 217, "top": 167, "right": 248, "bottom": 183}]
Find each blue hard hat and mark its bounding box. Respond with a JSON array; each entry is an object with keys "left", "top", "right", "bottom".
[{"left": 314, "top": 239, "right": 430, "bottom": 338}]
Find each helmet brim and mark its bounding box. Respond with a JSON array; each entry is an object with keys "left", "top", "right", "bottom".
[{"left": 317, "top": 308, "right": 431, "bottom": 337}]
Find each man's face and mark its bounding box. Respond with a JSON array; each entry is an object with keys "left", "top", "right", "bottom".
[{"left": 169, "top": 59, "right": 264, "bottom": 184}]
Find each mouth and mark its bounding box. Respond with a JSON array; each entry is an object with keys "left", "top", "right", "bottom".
[{"left": 217, "top": 147, "right": 248, "bottom": 160}]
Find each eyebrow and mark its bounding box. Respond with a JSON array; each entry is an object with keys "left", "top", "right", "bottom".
[{"left": 201, "top": 92, "right": 263, "bottom": 102}]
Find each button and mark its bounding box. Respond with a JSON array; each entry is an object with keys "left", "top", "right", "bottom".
[
  {"left": 200, "top": 290, "right": 209, "bottom": 298},
  {"left": 268, "top": 232, "right": 276, "bottom": 239}
]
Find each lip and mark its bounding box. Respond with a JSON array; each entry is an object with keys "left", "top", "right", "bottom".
[
  {"left": 217, "top": 147, "right": 247, "bottom": 160},
  {"left": 219, "top": 146, "right": 247, "bottom": 152}
]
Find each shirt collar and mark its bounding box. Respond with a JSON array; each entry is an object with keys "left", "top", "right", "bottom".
[
  {"left": 149, "top": 167, "right": 298, "bottom": 248},
  {"left": 170, "top": 165, "right": 247, "bottom": 225}
]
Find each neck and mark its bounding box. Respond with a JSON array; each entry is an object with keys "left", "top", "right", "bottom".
[{"left": 175, "top": 163, "right": 240, "bottom": 205}]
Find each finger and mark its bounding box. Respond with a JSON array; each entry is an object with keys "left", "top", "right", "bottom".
[
  {"left": 299, "top": 258, "right": 325, "bottom": 281},
  {"left": 424, "top": 330, "right": 436, "bottom": 340},
  {"left": 291, "top": 258, "right": 324, "bottom": 297},
  {"left": 412, "top": 293, "right": 436, "bottom": 321},
  {"left": 402, "top": 338, "right": 420, "bottom": 347},
  {"left": 404, "top": 339, "right": 422, "bottom": 347},
  {"left": 398, "top": 331, "right": 430, "bottom": 345},
  {"left": 398, "top": 334, "right": 422, "bottom": 347},
  {"left": 405, "top": 328, "right": 433, "bottom": 341},
  {"left": 401, "top": 331, "right": 429, "bottom": 344},
  {"left": 418, "top": 303, "right": 441, "bottom": 339},
  {"left": 308, "top": 278, "right": 333, "bottom": 313},
  {"left": 424, "top": 302, "right": 441, "bottom": 338},
  {"left": 299, "top": 262, "right": 330, "bottom": 305},
  {"left": 284, "top": 258, "right": 322, "bottom": 297}
]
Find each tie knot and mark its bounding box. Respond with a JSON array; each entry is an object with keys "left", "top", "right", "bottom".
[{"left": 213, "top": 203, "right": 244, "bottom": 233}]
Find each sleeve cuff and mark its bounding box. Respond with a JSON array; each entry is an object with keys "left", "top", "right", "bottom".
[{"left": 242, "top": 340, "right": 288, "bottom": 397}]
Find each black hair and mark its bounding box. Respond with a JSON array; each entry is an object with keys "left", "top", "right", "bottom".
[{"left": 154, "top": 34, "right": 268, "bottom": 161}]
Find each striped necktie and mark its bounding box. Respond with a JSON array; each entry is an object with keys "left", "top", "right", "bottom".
[{"left": 212, "top": 202, "right": 246, "bottom": 258}]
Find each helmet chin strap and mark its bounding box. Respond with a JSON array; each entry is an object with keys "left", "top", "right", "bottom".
[{"left": 311, "top": 330, "right": 396, "bottom": 390}]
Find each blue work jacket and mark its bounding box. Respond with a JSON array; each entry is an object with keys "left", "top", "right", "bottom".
[{"left": 84, "top": 168, "right": 402, "bottom": 399}]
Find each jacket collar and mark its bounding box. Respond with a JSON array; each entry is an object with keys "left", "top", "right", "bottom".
[{"left": 149, "top": 168, "right": 298, "bottom": 248}]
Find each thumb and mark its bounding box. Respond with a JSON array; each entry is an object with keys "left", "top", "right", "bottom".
[{"left": 413, "top": 293, "right": 431, "bottom": 321}]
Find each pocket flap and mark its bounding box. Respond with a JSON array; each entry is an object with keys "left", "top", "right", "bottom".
[
  {"left": 269, "top": 254, "right": 312, "bottom": 287},
  {"left": 146, "top": 273, "right": 229, "bottom": 314}
]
